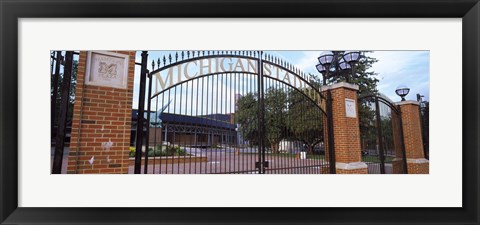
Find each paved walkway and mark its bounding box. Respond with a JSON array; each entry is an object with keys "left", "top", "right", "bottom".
[
  {"left": 50, "top": 147, "right": 69, "bottom": 174},
  {"left": 128, "top": 147, "right": 328, "bottom": 174}
]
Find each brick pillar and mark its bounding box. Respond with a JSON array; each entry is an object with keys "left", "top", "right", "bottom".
[
  {"left": 322, "top": 82, "right": 367, "bottom": 174},
  {"left": 67, "top": 51, "right": 136, "bottom": 174},
  {"left": 396, "top": 101, "right": 429, "bottom": 174}
]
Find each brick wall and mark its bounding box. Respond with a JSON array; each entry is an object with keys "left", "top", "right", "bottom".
[
  {"left": 322, "top": 83, "right": 367, "bottom": 174},
  {"left": 407, "top": 161, "right": 429, "bottom": 174},
  {"left": 67, "top": 51, "right": 135, "bottom": 174},
  {"left": 399, "top": 103, "right": 425, "bottom": 159},
  {"left": 398, "top": 101, "right": 429, "bottom": 174},
  {"left": 329, "top": 86, "right": 362, "bottom": 163},
  {"left": 337, "top": 167, "right": 368, "bottom": 174}
]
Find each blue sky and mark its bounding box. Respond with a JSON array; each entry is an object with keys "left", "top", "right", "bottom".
[{"left": 132, "top": 50, "right": 429, "bottom": 109}]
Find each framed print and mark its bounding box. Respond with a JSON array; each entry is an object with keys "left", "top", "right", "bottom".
[{"left": 1, "top": 0, "right": 479, "bottom": 224}]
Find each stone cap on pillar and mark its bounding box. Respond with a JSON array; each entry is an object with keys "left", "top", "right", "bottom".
[
  {"left": 395, "top": 100, "right": 420, "bottom": 106},
  {"left": 320, "top": 81, "right": 359, "bottom": 92}
]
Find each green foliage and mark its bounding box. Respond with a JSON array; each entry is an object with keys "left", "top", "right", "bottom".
[
  {"left": 264, "top": 87, "right": 288, "bottom": 153},
  {"left": 286, "top": 86, "right": 324, "bottom": 154},
  {"left": 152, "top": 144, "right": 187, "bottom": 156},
  {"left": 236, "top": 86, "right": 324, "bottom": 154},
  {"left": 51, "top": 58, "right": 79, "bottom": 128},
  {"left": 130, "top": 145, "right": 187, "bottom": 158},
  {"left": 235, "top": 93, "right": 259, "bottom": 146},
  {"left": 326, "top": 51, "right": 379, "bottom": 97},
  {"left": 129, "top": 147, "right": 136, "bottom": 157}
]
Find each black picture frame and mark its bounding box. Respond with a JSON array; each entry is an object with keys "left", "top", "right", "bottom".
[{"left": 1, "top": 0, "right": 479, "bottom": 224}]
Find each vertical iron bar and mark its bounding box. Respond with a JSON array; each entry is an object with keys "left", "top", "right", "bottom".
[
  {"left": 326, "top": 89, "right": 336, "bottom": 174},
  {"left": 375, "top": 96, "right": 386, "bottom": 174},
  {"left": 397, "top": 107, "right": 409, "bottom": 174},
  {"left": 173, "top": 86, "right": 177, "bottom": 174},
  {"left": 153, "top": 94, "right": 159, "bottom": 173},
  {"left": 144, "top": 71, "right": 153, "bottom": 174},
  {"left": 257, "top": 51, "right": 265, "bottom": 174},
  {"left": 134, "top": 51, "right": 148, "bottom": 174},
  {"left": 195, "top": 78, "right": 200, "bottom": 174},
  {"left": 51, "top": 51, "right": 62, "bottom": 133},
  {"left": 52, "top": 51, "right": 74, "bottom": 174}
]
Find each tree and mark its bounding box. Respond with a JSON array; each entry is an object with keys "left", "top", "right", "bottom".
[
  {"left": 236, "top": 88, "right": 289, "bottom": 152},
  {"left": 51, "top": 60, "right": 78, "bottom": 121},
  {"left": 286, "top": 87, "right": 324, "bottom": 154},
  {"left": 323, "top": 51, "right": 380, "bottom": 153},
  {"left": 264, "top": 87, "right": 288, "bottom": 154},
  {"left": 325, "top": 51, "right": 379, "bottom": 97},
  {"left": 235, "top": 93, "right": 259, "bottom": 146}
]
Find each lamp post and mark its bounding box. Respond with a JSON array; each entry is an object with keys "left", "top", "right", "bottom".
[
  {"left": 314, "top": 51, "right": 361, "bottom": 174},
  {"left": 395, "top": 85, "right": 410, "bottom": 101},
  {"left": 316, "top": 51, "right": 362, "bottom": 85}
]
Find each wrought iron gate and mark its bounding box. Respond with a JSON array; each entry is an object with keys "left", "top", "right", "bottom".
[
  {"left": 134, "top": 51, "right": 333, "bottom": 174},
  {"left": 358, "top": 94, "right": 408, "bottom": 174}
]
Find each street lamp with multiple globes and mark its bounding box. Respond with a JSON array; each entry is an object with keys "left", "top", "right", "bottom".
[
  {"left": 315, "top": 51, "right": 362, "bottom": 85},
  {"left": 314, "top": 51, "right": 362, "bottom": 174},
  {"left": 395, "top": 85, "right": 410, "bottom": 101}
]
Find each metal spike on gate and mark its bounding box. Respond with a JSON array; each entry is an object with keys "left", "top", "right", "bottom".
[
  {"left": 157, "top": 58, "right": 160, "bottom": 69},
  {"left": 253, "top": 51, "right": 256, "bottom": 57},
  {"left": 175, "top": 52, "right": 178, "bottom": 62},
  {"left": 202, "top": 51, "right": 205, "bottom": 56},
  {"left": 187, "top": 51, "right": 190, "bottom": 58},
  {"left": 163, "top": 56, "right": 166, "bottom": 66},
  {"left": 168, "top": 54, "right": 172, "bottom": 64},
  {"left": 193, "top": 51, "right": 196, "bottom": 57},
  {"left": 181, "top": 51, "right": 184, "bottom": 60},
  {"left": 151, "top": 60, "right": 155, "bottom": 71}
]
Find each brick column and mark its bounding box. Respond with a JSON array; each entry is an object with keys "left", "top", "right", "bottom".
[
  {"left": 67, "top": 51, "right": 136, "bottom": 174},
  {"left": 322, "top": 82, "right": 367, "bottom": 174},
  {"left": 396, "top": 101, "right": 429, "bottom": 174}
]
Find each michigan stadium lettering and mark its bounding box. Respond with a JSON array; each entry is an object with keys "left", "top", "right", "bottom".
[{"left": 151, "top": 57, "right": 312, "bottom": 97}]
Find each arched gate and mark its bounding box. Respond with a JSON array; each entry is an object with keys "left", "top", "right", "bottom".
[
  {"left": 358, "top": 94, "right": 408, "bottom": 174},
  {"left": 134, "top": 51, "right": 334, "bottom": 174}
]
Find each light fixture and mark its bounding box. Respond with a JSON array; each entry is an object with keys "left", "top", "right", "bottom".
[
  {"left": 395, "top": 85, "right": 410, "bottom": 101},
  {"left": 316, "top": 51, "right": 362, "bottom": 85}
]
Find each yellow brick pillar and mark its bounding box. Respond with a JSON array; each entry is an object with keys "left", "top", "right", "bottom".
[
  {"left": 322, "top": 82, "right": 367, "bottom": 174},
  {"left": 396, "top": 101, "right": 429, "bottom": 174},
  {"left": 68, "top": 51, "right": 136, "bottom": 174}
]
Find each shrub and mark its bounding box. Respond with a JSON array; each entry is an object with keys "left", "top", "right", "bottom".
[
  {"left": 129, "top": 147, "right": 136, "bottom": 157},
  {"left": 174, "top": 146, "right": 187, "bottom": 156}
]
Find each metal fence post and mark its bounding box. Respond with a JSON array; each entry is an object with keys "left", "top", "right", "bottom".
[
  {"left": 52, "top": 51, "right": 74, "bottom": 174},
  {"left": 134, "top": 51, "right": 148, "bottom": 174}
]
